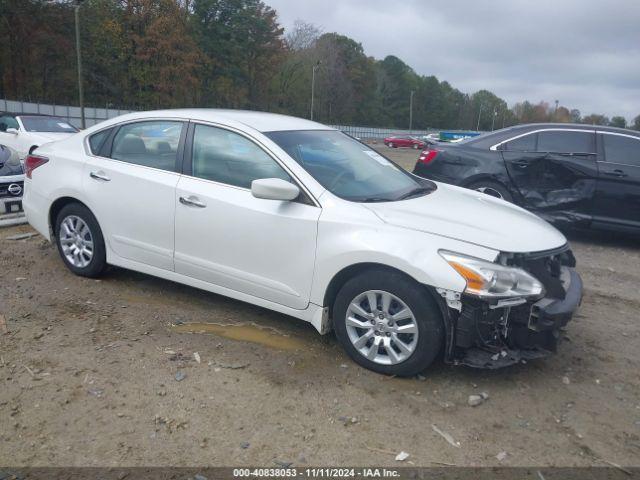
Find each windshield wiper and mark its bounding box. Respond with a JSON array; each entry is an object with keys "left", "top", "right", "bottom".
[
  {"left": 397, "top": 186, "right": 433, "bottom": 200},
  {"left": 360, "top": 197, "right": 393, "bottom": 203}
]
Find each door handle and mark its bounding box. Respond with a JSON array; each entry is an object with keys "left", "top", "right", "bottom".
[
  {"left": 511, "top": 160, "right": 529, "bottom": 168},
  {"left": 603, "top": 169, "right": 628, "bottom": 178},
  {"left": 90, "top": 171, "right": 111, "bottom": 182},
  {"left": 179, "top": 195, "right": 207, "bottom": 208}
]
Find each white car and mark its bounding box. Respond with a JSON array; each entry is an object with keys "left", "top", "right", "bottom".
[
  {"left": 23, "top": 109, "right": 583, "bottom": 375},
  {"left": 0, "top": 113, "right": 79, "bottom": 159}
]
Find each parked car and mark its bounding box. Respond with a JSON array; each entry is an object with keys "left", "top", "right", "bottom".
[
  {"left": 383, "top": 135, "right": 426, "bottom": 149},
  {"left": 24, "top": 110, "right": 582, "bottom": 375},
  {"left": 413, "top": 123, "right": 640, "bottom": 233},
  {"left": 0, "top": 113, "right": 79, "bottom": 159},
  {"left": 0, "top": 144, "right": 24, "bottom": 214}
]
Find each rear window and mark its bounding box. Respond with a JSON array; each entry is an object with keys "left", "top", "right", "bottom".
[
  {"left": 503, "top": 133, "right": 536, "bottom": 151},
  {"left": 602, "top": 134, "right": 640, "bottom": 166},
  {"left": 88, "top": 128, "right": 112, "bottom": 155},
  {"left": 537, "top": 131, "right": 594, "bottom": 154}
]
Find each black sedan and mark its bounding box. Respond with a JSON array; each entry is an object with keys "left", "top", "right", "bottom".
[{"left": 413, "top": 123, "right": 640, "bottom": 233}]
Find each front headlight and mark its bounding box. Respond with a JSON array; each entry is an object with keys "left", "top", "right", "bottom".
[{"left": 439, "top": 251, "right": 544, "bottom": 299}]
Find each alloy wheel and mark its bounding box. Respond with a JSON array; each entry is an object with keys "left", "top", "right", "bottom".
[
  {"left": 345, "top": 290, "right": 419, "bottom": 365},
  {"left": 475, "top": 186, "right": 504, "bottom": 199},
  {"left": 59, "top": 215, "right": 94, "bottom": 268}
]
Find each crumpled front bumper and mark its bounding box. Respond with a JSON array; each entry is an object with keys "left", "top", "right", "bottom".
[{"left": 441, "top": 267, "right": 583, "bottom": 369}]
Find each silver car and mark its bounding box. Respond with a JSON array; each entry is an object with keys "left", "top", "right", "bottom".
[{"left": 0, "top": 144, "right": 24, "bottom": 214}]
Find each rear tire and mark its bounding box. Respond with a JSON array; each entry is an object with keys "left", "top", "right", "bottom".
[
  {"left": 333, "top": 269, "right": 444, "bottom": 376},
  {"left": 468, "top": 180, "right": 513, "bottom": 202},
  {"left": 55, "top": 203, "right": 107, "bottom": 278},
  {"left": 388, "top": 142, "right": 395, "bottom": 148}
]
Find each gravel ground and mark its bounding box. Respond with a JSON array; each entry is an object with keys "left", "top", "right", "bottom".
[{"left": 1, "top": 145, "right": 639, "bottom": 467}]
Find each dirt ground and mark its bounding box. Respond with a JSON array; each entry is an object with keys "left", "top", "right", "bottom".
[{"left": 1, "top": 145, "right": 639, "bottom": 468}]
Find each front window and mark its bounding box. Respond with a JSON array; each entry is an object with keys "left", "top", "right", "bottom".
[
  {"left": 19, "top": 116, "right": 79, "bottom": 133},
  {"left": 0, "top": 116, "right": 19, "bottom": 131},
  {"left": 266, "top": 130, "right": 435, "bottom": 202},
  {"left": 192, "top": 124, "right": 291, "bottom": 188}
]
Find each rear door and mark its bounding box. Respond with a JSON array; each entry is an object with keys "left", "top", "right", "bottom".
[
  {"left": 593, "top": 132, "right": 640, "bottom": 231},
  {"left": 501, "top": 129, "right": 597, "bottom": 224},
  {"left": 82, "top": 119, "right": 186, "bottom": 271}
]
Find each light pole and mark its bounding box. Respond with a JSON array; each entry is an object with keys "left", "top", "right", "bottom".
[
  {"left": 491, "top": 107, "right": 497, "bottom": 131},
  {"left": 310, "top": 61, "right": 320, "bottom": 121},
  {"left": 409, "top": 90, "right": 415, "bottom": 132},
  {"left": 74, "top": 1, "right": 85, "bottom": 129},
  {"left": 476, "top": 104, "right": 483, "bottom": 131}
]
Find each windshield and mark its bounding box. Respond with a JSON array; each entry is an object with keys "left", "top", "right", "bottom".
[
  {"left": 19, "top": 116, "right": 79, "bottom": 133},
  {"left": 266, "top": 130, "right": 435, "bottom": 202}
]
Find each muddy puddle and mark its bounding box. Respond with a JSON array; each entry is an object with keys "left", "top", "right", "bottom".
[{"left": 170, "top": 322, "right": 306, "bottom": 351}]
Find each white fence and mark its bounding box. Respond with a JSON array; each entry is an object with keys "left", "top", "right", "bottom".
[
  {"left": 1, "top": 99, "right": 133, "bottom": 128},
  {"left": 1, "top": 98, "right": 462, "bottom": 138}
]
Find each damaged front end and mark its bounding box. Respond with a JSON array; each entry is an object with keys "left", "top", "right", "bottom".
[{"left": 437, "top": 245, "right": 582, "bottom": 369}]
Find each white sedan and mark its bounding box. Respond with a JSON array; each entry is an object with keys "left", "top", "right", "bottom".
[
  {"left": 23, "top": 109, "right": 583, "bottom": 375},
  {"left": 0, "top": 113, "right": 79, "bottom": 159}
]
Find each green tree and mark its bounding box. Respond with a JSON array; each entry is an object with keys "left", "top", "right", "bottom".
[
  {"left": 633, "top": 115, "right": 640, "bottom": 131},
  {"left": 191, "top": 0, "right": 284, "bottom": 109},
  {"left": 609, "top": 116, "right": 627, "bottom": 128},
  {"left": 582, "top": 113, "right": 609, "bottom": 126}
]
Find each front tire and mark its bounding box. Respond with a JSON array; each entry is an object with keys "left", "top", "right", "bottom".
[
  {"left": 55, "top": 203, "right": 107, "bottom": 278},
  {"left": 333, "top": 269, "right": 444, "bottom": 376},
  {"left": 388, "top": 142, "right": 395, "bottom": 148}
]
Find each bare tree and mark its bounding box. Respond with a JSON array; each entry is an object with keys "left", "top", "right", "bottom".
[{"left": 285, "top": 20, "right": 322, "bottom": 51}]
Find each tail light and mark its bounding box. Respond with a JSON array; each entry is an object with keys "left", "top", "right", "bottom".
[
  {"left": 25, "top": 154, "right": 49, "bottom": 179},
  {"left": 418, "top": 148, "right": 440, "bottom": 165}
]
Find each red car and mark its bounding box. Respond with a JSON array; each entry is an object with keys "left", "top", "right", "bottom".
[{"left": 383, "top": 135, "right": 426, "bottom": 149}]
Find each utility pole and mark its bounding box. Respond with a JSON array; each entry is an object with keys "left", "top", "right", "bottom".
[
  {"left": 409, "top": 90, "right": 415, "bottom": 132},
  {"left": 310, "top": 61, "right": 320, "bottom": 121},
  {"left": 554, "top": 99, "right": 559, "bottom": 121},
  {"left": 491, "top": 107, "right": 497, "bottom": 131},
  {"left": 74, "top": 1, "right": 85, "bottom": 129},
  {"left": 476, "top": 104, "right": 483, "bottom": 131}
]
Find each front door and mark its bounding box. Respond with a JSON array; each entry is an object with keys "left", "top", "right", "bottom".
[
  {"left": 174, "top": 123, "right": 320, "bottom": 310},
  {"left": 593, "top": 132, "right": 640, "bottom": 230},
  {"left": 82, "top": 119, "right": 186, "bottom": 271},
  {"left": 502, "top": 129, "right": 598, "bottom": 225}
]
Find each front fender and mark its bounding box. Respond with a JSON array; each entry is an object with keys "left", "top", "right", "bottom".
[{"left": 310, "top": 204, "right": 499, "bottom": 306}]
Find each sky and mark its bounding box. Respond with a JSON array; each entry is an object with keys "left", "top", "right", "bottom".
[{"left": 267, "top": 0, "right": 640, "bottom": 122}]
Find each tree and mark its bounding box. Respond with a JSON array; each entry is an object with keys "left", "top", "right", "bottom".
[
  {"left": 633, "top": 115, "right": 640, "bottom": 131},
  {"left": 609, "top": 116, "right": 627, "bottom": 128},
  {"left": 192, "top": 0, "right": 284, "bottom": 109},
  {"left": 285, "top": 20, "right": 321, "bottom": 51},
  {"left": 582, "top": 113, "right": 610, "bottom": 126},
  {"left": 570, "top": 109, "right": 581, "bottom": 123}
]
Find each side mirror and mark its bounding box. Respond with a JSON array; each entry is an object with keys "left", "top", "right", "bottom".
[
  {"left": 251, "top": 178, "right": 300, "bottom": 201},
  {"left": 6, "top": 128, "right": 18, "bottom": 135}
]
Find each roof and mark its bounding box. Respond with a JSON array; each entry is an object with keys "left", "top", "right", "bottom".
[
  {"left": 504, "top": 122, "right": 640, "bottom": 135},
  {"left": 104, "top": 109, "right": 334, "bottom": 133}
]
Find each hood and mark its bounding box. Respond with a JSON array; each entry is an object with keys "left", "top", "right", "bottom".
[{"left": 365, "top": 182, "right": 567, "bottom": 253}]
